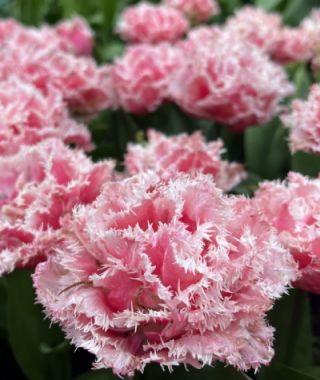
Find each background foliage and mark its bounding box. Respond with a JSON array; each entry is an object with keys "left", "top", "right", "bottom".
[{"left": 1, "top": 0, "right": 320, "bottom": 379}]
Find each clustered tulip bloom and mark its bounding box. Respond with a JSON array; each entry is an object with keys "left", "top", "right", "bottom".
[
  {"left": 0, "top": 18, "right": 114, "bottom": 115},
  {"left": 117, "top": 3, "right": 189, "bottom": 44},
  {"left": 0, "top": 77, "right": 92, "bottom": 155},
  {"left": 224, "top": 6, "right": 313, "bottom": 65},
  {"left": 34, "top": 173, "right": 297, "bottom": 376},
  {"left": 0, "top": 139, "right": 114, "bottom": 276},
  {"left": 301, "top": 9, "right": 320, "bottom": 68},
  {"left": 125, "top": 130, "right": 246, "bottom": 191},
  {"left": 54, "top": 17, "right": 94, "bottom": 56},
  {"left": 269, "top": 28, "right": 313, "bottom": 64},
  {"left": 170, "top": 32, "right": 294, "bottom": 131},
  {"left": 225, "top": 6, "right": 282, "bottom": 53},
  {"left": 0, "top": 17, "right": 93, "bottom": 56},
  {"left": 254, "top": 172, "right": 320, "bottom": 294},
  {"left": 112, "top": 44, "right": 181, "bottom": 113},
  {"left": 163, "top": 0, "right": 220, "bottom": 22},
  {"left": 1, "top": 3, "right": 320, "bottom": 379},
  {"left": 282, "top": 84, "right": 320, "bottom": 155}
]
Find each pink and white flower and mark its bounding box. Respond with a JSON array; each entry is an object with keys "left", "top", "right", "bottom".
[
  {"left": 225, "top": 6, "right": 282, "bottom": 53},
  {"left": 302, "top": 10, "right": 320, "bottom": 54},
  {"left": 254, "top": 172, "right": 320, "bottom": 294},
  {"left": 0, "top": 21, "right": 113, "bottom": 114},
  {"left": 55, "top": 17, "right": 94, "bottom": 56},
  {"left": 270, "top": 28, "right": 313, "bottom": 64},
  {"left": 0, "top": 77, "right": 92, "bottom": 155},
  {"left": 282, "top": 84, "right": 320, "bottom": 154},
  {"left": 0, "top": 139, "right": 114, "bottom": 275},
  {"left": 112, "top": 44, "right": 181, "bottom": 114},
  {"left": 177, "top": 26, "right": 223, "bottom": 54},
  {"left": 125, "top": 130, "right": 246, "bottom": 191},
  {"left": 117, "top": 3, "right": 189, "bottom": 44},
  {"left": 171, "top": 33, "right": 294, "bottom": 131},
  {"left": 34, "top": 172, "right": 297, "bottom": 376},
  {"left": 164, "top": 0, "right": 219, "bottom": 22}
]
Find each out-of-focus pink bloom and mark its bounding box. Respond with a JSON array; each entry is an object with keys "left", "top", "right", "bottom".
[
  {"left": 0, "top": 77, "right": 92, "bottom": 155},
  {"left": 282, "top": 84, "right": 320, "bottom": 154},
  {"left": 55, "top": 17, "right": 94, "bottom": 56},
  {"left": 34, "top": 172, "right": 297, "bottom": 376},
  {"left": 0, "top": 139, "right": 114, "bottom": 275},
  {"left": 0, "top": 19, "right": 113, "bottom": 114},
  {"left": 112, "top": 44, "right": 181, "bottom": 114},
  {"left": 254, "top": 172, "right": 320, "bottom": 294},
  {"left": 302, "top": 9, "right": 320, "bottom": 52},
  {"left": 225, "top": 6, "right": 282, "bottom": 53},
  {"left": 0, "top": 47, "right": 114, "bottom": 114},
  {"left": 125, "top": 130, "right": 246, "bottom": 191},
  {"left": 301, "top": 10, "right": 320, "bottom": 70},
  {"left": 0, "top": 17, "right": 93, "bottom": 56},
  {"left": 164, "top": 0, "right": 219, "bottom": 22},
  {"left": 25, "top": 52, "right": 114, "bottom": 114},
  {"left": 177, "top": 25, "right": 223, "bottom": 54},
  {"left": 270, "top": 28, "right": 313, "bottom": 64},
  {"left": 0, "top": 19, "right": 22, "bottom": 44},
  {"left": 117, "top": 3, "right": 189, "bottom": 44},
  {"left": 171, "top": 33, "right": 294, "bottom": 131}
]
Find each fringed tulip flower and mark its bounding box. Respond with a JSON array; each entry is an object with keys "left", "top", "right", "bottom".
[
  {"left": 164, "top": 0, "right": 220, "bottom": 22},
  {"left": 112, "top": 44, "right": 181, "bottom": 114},
  {"left": 171, "top": 33, "right": 294, "bottom": 131},
  {"left": 282, "top": 84, "right": 320, "bottom": 154},
  {"left": 117, "top": 3, "right": 189, "bottom": 44},
  {"left": 0, "top": 17, "right": 93, "bottom": 56},
  {"left": 125, "top": 130, "right": 246, "bottom": 191},
  {"left": 302, "top": 10, "right": 320, "bottom": 63},
  {"left": 177, "top": 26, "right": 223, "bottom": 54},
  {"left": 225, "top": 6, "right": 282, "bottom": 53},
  {"left": 34, "top": 172, "right": 297, "bottom": 376},
  {"left": 270, "top": 28, "right": 313, "bottom": 64},
  {"left": 0, "top": 21, "right": 113, "bottom": 115},
  {"left": 0, "top": 139, "right": 114, "bottom": 275},
  {"left": 254, "top": 172, "right": 320, "bottom": 294},
  {"left": 0, "top": 77, "right": 92, "bottom": 155},
  {"left": 54, "top": 17, "right": 94, "bottom": 56}
]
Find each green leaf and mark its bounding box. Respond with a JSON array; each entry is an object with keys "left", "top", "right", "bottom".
[
  {"left": 60, "top": 0, "right": 93, "bottom": 17},
  {"left": 260, "top": 363, "right": 319, "bottom": 380},
  {"left": 220, "top": 127, "right": 244, "bottom": 163},
  {"left": 292, "top": 64, "right": 311, "bottom": 100},
  {"left": 218, "top": 0, "right": 243, "bottom": 15},
  {"left": 291, "top": 151, "right": 320, "bottom": 177},
  {"left": 255, "top": 0, "right": 284, "bottom": 11},
  {"left": 110, "top": 110, "right": 138, "bottom": 161},
  {"left": 283, "top": 0, "right": 318, "bottom": 25},
  {"left": 12, "top": 0, "right": 48, "bottom": 25},
  {"left": 210, "top": 365, "right": 252, "bottom": 380},
  {"left": 306, "top": 367, "right": 320, "bottom": 378},
  {"left": 0, "top": 278, "right": 7, "bottom": 338},
  {"left": 76, "top": 369, "right": 117, "bottom": 380},
  {"left": 100, "top": 0, "right": 118, "bottom": 35},
  {"left": 231, "top": 172, "right": 263, "bottom": 196},
  {"left": 99, "top": 41, "right": 124, "bottom": 62},
  {"left": 144, "top": 364, "right": 252, "bottom": 380},
  {"left": 257, "top": 290, "right": 312, "bottom": 380},
  {"left": 6, "top": 270, "right": 70, "bottom": 380},
  {"left": 245, "top": 120, "right": 290, "bottom": 180}
]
